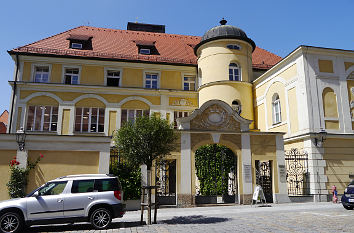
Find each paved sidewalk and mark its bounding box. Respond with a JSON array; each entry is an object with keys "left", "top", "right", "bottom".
[{"left": 25, "top": 202, "right": 354, "bottom": 233}]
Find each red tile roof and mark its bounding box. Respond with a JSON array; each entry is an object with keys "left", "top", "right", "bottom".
[
  {"left": 10, "top": 26, "right": 282, "bottom": 69},
  {"left": 0, "top": 110, "right": 8, "bottom": 125}
]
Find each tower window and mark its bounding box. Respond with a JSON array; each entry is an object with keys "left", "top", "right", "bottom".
[
  {"left": 232, "top": 100, "right": 241, "bottom": 114},
  {"left": 227, "top": 44, "right": 241, "bottom": 50},
  {"left": 229, "top": 63, "right": 240, "bottom": 81}
]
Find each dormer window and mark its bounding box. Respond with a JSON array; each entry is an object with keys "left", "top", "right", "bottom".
[
  {"left": 135, "top": 40, "right": 159, "bottom": 55},
  {"left": 71, "top": 43, "right": 83, "bottom": 49},
  {"left": 67, "top": 34, "right": 93, "bottom": 50},
  {"left": 227, "top": 44, "right": 241, "bottom": 50},
  {"left": 140, "top": 48, "right": 151, "bottom": 55}
]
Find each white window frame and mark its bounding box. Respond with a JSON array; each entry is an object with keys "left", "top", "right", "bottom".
[
  {"left": 182, "top": 74, "right": 196, "bottom": 91},
  {"left": 104, "top": 67, "right": 123, "bottom": 87},
  {"left": 75, "top": 107, "right": 105, "bottom": 133},
  {"left": 62, "top": 66, "right": 81, "bottom": 85},
  {"left": 272, "top": 94, "right": 282, "bottom": 125},
  {"left": 31, "top": 64, "right": 52, "bottom": 83},
  {"left": 229, "top": 63, "right": 241, "bottom": 81},
  {"left": 26, "top": 105, "right": 58, "bottom": 132},
  {"left": 143, "top": 70, "right": 160, "bottom": 89},
  {"left": 121, "top": 109, "right": 150, "bottom": 125},
  {"left": 173, "top": 110, "right": 190, "bottom": 129}
]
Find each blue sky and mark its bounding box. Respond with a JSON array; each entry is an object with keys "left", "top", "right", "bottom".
[{"left": 0, "top": 0, "right": 353, "bottom": 112}]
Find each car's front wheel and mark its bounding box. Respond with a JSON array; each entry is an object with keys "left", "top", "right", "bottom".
[
  {"left": 0, "top": 212, "right": 23, "bottom": 233},
  {"left": 343, "top": 204, "right": 354, "bottom": 210},
  {"left": 90, "top": 208, "right": 112, "bottom": 230}
]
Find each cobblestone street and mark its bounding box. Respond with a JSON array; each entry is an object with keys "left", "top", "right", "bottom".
[{"left": 25, "top": 202, "right": 354, "bottom": 233}]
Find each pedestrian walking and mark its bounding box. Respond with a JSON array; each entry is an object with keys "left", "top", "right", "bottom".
[{"left": 332, "top": 185, "right": 338, "bottom": 203}]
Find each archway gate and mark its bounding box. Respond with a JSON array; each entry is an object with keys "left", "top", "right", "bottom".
[{"left": 175, "top": 100, "right": 289, "bottom": 206}]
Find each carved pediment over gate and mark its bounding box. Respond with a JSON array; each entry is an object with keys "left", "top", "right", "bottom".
[{"left": 177, "top": 100, "right": 252, "bottom": 132}]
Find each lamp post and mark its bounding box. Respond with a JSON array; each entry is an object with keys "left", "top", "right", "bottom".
[{"left": 15, "top": 128, "right": 26, "bottom": 151}]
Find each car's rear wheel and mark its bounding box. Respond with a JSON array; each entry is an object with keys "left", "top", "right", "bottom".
[
  {"left": 90, "top": 208, "right": 112, "bottom": 230},
  {"left": 0, "top": 212, "right": 23, "bottom": 233},
  {"left": 343, "top": 204, "right": 354, "bottom": 210}
]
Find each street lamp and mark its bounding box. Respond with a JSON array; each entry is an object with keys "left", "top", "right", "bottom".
[
  {"left": 16, "top": 128, "right": 26, "bottom": 151},
  {"left": 315, "top": 129, "right": 327, "bottom": 147}
]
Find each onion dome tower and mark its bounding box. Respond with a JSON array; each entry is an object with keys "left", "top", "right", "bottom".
[{"left": 195, "top": 19, "right": 256, "bottom": 127}]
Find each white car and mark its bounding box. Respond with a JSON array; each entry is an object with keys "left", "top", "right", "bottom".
[{"left": 0, "top": 174, "right": 125, "bottom": 233}]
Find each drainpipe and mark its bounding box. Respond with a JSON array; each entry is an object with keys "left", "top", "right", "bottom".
[{"left": 8, "top": 53, "right": 19, "bottom": 133}]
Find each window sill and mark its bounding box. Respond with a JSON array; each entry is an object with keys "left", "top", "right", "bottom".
[
  {"left": 74, "top": 132, "right": 106, "bottom": 136},
  {"left": 25, "top": 131, "right": 58, "bottom": 135},
  {"left": 268, "top": 121, "right": 287, "bottom": 130}
]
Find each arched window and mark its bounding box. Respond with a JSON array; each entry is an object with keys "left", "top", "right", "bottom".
[
  {"left": 229, "top": 63, "right": 240, "bottom": 81},
  {"left": 272, "top": 94, "right": 281, "bottom": 124},
  {"left": 232, "top": 100, "right": 242, "bottom": 114}
]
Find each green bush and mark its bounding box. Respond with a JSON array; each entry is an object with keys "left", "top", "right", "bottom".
[
  {"left": 110, "top": 161, "right": 141, "bottom": 200},
  {"left": 195, "top": 144, "right": 236, "bottom": 196}
]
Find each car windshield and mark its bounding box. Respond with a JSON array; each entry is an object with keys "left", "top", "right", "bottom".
[
  {"left": 349, "top": 180, "right": 354, "bottom": 186},
  {"left": 26, "top": 185, "right": 44, "bottom": 197}
]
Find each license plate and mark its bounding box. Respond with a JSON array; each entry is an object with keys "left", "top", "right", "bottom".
[{"left": 349, "top": 199, "right": 354, "bottom": 203}]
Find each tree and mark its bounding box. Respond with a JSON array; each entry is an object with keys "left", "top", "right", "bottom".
[{"left": 113, "top": 116, "right": 177, "bottom": 185}]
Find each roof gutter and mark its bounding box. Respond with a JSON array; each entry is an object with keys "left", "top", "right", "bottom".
[{"left": 8, "top": 54, "right": 19, "bottom": 133}]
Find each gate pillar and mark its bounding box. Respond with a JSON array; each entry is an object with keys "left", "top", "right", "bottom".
[
  {"left": 274, "top": 135, "right": 291, "bottom": 203},
  {"left": 241, "top": 134, "right": 253, "bottom": 204},
  {"left": 178, "top": 132, "right": 193, "bottom": 207}
]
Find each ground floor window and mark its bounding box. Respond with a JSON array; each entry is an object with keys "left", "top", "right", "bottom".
[
  {"left": 173, "top": 111, "right": 190, "bottom": 129},
  {"left": 121, "top": 109, "right": 149, "bottom": 125},
  {"left": 75, "top": 107, "right": 105, "bottom": 133},
  {"left": 26, "top": 105, "right": 58, "bottom": 132}
]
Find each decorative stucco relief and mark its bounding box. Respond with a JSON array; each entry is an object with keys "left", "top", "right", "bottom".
[{"left": 190, "top": 104, "right": 241, "bottom": 131}]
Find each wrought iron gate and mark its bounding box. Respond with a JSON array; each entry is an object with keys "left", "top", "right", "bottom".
[
  {"left": 255, "top": 160, "right": 273, "bottom": 203},
  {"left": 195, "top": 148, "right": 238, "bottom": 204},
  {"left": 155, "top": 160, "right": 176, "bottom": 205},
  {"left": 285, "top": 148, "right": 309, "bottom": 196}
]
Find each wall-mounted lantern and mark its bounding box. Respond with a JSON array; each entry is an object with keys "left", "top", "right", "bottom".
[
  {"left": 315, "top": 129, "right": 327, "bottom": 147},
  {"left": 15, "top": 128, "right": 26, "bottom": 151}
]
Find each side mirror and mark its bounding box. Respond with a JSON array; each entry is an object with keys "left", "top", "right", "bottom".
[{"left": 32, "top": 191, "right": 40, "bottom": 197}]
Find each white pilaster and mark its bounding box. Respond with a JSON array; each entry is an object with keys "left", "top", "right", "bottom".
[
  {"left": 98, "top": 151, "right": 110, "bottom": 174},
  {"left": 16, "top": 150, "right": 28, "bottom": 169},
  {"left": 180, "top": 132, "right": 191, "bottom": 194},
  {"left": 304, "top": 138, "right": 328, "bottom": 202},
  {"left": 274, "top": 135, "right": 291, "bottom": 203},
  {"left": 241, "top": 134, "right": 252, "bottom": 195}
]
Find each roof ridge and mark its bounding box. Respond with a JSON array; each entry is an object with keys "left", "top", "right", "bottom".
[
  {"left": 74, "top": 25, "right": 201, "bottom": 40},
  {"left": 16, "top": 25, "right": 86, "bottom": 49}
]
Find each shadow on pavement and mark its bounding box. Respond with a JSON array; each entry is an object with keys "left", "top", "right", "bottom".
[
  {"left": 25, "top": 221, "right": 144, "bottom": 232},
  {"left": 161, "top": 215, "right": 230, "bottom": 224}
]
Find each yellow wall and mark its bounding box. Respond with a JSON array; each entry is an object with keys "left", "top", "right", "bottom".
[
  {"left": 197, "top": 40, "right": 253, "bottom": 84},
  {"left": 322, "top": 87, "right": 338, "bottom": 118},
  {"left": 61, "top": 109, "right": 70, "bottom": 135},
  {"left": 277, "top": 64, "right": 297, "bottom": 81},
  {"left": 344, "top": 62, "right": 354, "bottom": 71},
  {"left": 81, "top": 65, "right": 104, "bottom": 85},
  {"left": 161, "top": 71, "right": 182, "bottom": 90},
  {"left": 76, "top": 98, "right": 105, "bottom": 108},
  {"left": 27, "top": 96, "right": 59, "bottom": 106},
  {"left": 265, "top": 81, "right": 287, "bottom": 129},
  {"left": 325, "top": 121, "right": 340, "bottom": 130},
  {"left": 122, "top": 68, "right": 143, "bottom": 87},
  {"left": 26, "top": 150, "right": 99, "bottom": 193},
  {"left": 199, "top": 82, "right": 254, "bottom": 128},
  {"left": 324, "top": 138, "right": 354, "bottom": 194},
  {"left": 318, "top": 60, "right": 334, "bottom": 73},
  {"left": 22, "top": 62, "right": 32, "bottom": 81},
  {"left": 250, "top": 135, "right": 278, "bottom": 193},
  {"left": 109, "top": 111, "right": 117, "bottom": 136},
  {"left": 288, "top": 87, "right": 299, "bottom": 134},
  {"left": 121, "top": 100, "right": 150, "bottom": 109},
  {"left": 0, "top": 150, "right": 17, "bottom": 200},
  {"left": 51, "top": 64, "right": 62, "bottom": 83},
  {"left": 255, "top": 104, "right": 265, "bottom": 130},
  {"left": 284, "top": 140, "right": 304, "bottom": 152}
]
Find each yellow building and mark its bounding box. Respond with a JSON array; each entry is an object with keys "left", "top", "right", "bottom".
[{"left": 1, "top": 20, "right": 352, "bottom": 205}]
